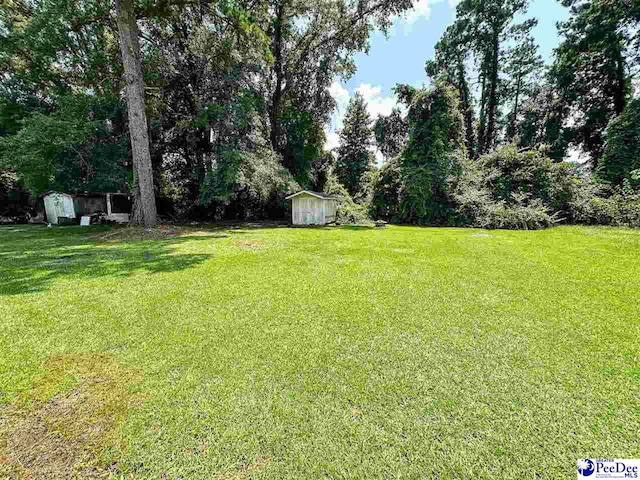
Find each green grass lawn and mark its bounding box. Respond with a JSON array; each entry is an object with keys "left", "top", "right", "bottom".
[{"left": 1, "top": 224, "right": 639, "bottom": 479}]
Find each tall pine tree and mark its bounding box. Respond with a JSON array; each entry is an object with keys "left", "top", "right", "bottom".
[
  {"left": 551, "top": 0, "right": 638, "bottom": 165},
  {"left": 336, "top": 93, "right": 374, "bottom": 197}
]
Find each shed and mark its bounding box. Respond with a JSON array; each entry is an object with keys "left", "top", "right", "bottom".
[
  {"left": 286, "top": 190, "right": 338, "bottom": 225},
  {"left": 43, "top": 192, "right": 76, "bottom": 224},
  {"left": 42, "top": 191, "right": 132, "bottom": 225}
]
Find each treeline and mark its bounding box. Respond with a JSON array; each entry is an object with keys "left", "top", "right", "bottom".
[
  {"left": 334, "top": 0, "right": 640, "bottom": 228},
  {"left": 0, "top": 0, "right": 411, "bottom": 221},
  {"left": 1, "top": 0, "right": 639, "bottom": 228}
]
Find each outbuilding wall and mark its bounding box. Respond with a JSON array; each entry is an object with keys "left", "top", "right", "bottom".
[
  {"left": 292, "top": 194, "right": 325, "bottom": 225},
  {"left": 43, "top": 193, "right": 75, "bottom": 224}
]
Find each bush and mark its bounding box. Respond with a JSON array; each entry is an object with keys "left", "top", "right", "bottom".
[
  {"left": 483, "top": 199, "right": 555, "bottom": 230},
  {"left": 370, "top": 156, "right": 403, "bottom": 221},
  {"left": 325, "top": 175, "right": 372, "bottom": 225},
  {"left": 199, "top": 148, "right": 299, "bottom": 220},
  {"left": 454, "top": 185, "right": 555, "bottom": 229},
  {"left": 452, "top": 145, "right": 559, "bottom": 229},
  {"left": 570, "top": 186, "right": 640, "bottom": 227},
  {"left": 371, "top": 139, "right": 640, "bottom": 230}
]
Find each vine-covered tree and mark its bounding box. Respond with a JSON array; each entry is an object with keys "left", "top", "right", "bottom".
[
  {"left": 425, "top": 19, "right": 476, "bottom": 156},
  {"left": 335, "top": 93, "right": 374, "bottom": 197},
  {"left": 598, "top": 99, "right": 640, "bottom": 187},
  {"left": 374, "top": 108, "right": 408, "bottom": 162},
  {"left": 398, "top": 83, "right": 466, "bottom": 224}
]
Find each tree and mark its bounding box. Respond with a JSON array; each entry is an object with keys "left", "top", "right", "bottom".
[
  {"left": 457, "top": 0, "right": 534, "bottom": 155},
  {"left": 550, "top": 0, "right": 639, "bottom": 165},
  {"left": 516, "top": 83, "right": 569, "bottom": 161},
  {"left": 426, "top": 19, "right": 476, "bottom": 156},
  {"left": 115, "top": 0, "right": 157, "bottom": 227},
  {"left": 504, "top": 35, "right": 543, "bottom": 140},
  {"left": 142, "top": 0, "right": 276, "bottom": 218},
  {"left": 0, "top": 95, "right": 128, "bottom": 195},
  {"left": 598, "top": 99, "right": 640, "bottom": 187},
  {"left": 398, "top": 83, "right": 466, "bottom": 224},
  {"left": 335, "top": 93, "right": 374, "bottom": 197},
  {"left": 428, "top": 0, "right": 536, "bottom": 157},
  {"left": 374, "top": 108, "right": 408, "bottom": 162},
  {"left": 264, "top": 0, "right": 412, "bottom": 180}
]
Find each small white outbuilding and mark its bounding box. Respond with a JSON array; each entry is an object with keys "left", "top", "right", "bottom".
[
  {"left": 286, "top": 190, "right": 338, "bottom": 225},
  {"left": 42, "top": 191, "right": 132, "bottom": 225},
  {"left": 43, "top": 192, "right": 76, "bottom": 224}
]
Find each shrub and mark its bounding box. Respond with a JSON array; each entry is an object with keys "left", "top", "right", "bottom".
[
  {"left": 484, "top": 199, "right": 556, "bottom": 230},
  {"left": 452, "top": 145, "right": 559, "bottom": 229},
  {"left": 599, "top": 98, "right": 640, "bottom": 188},
  {"left": 570, "top": 186, "right": 640, "bottom": 227},
  {"left": 370, "top": 156, "right": 403, "bottom": 221},
  {"left": 325, "top": 175, "right": 372, "bottom": 225},
  {"left": 199, "top": 148, "right": 299, "bottom": 220}
]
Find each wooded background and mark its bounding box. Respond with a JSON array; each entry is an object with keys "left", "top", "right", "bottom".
[{"left": 1, "top": 0, "right": 639, "bottom": 228}]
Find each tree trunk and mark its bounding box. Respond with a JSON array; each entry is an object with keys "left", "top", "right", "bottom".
[
  {"left": 483, "top": 29, "right": 500, "bottom": 154},
  {"left": 116, "top": 0, "right": 157, "bottom": 228},
  {"left": 613, "top": 37, "right": 626, "bottom": 115},
  {"left": 269, "top": 2, "right": 285, "bottom": 152},
  {"left": 456, "top": 54, "right": 475, "bottom": 157},
  {"left": 509, "top": 72, "right": 521, "bottom": 140},
  {"left": 477, "top": 69, "right": 487, "bottom": 159}
]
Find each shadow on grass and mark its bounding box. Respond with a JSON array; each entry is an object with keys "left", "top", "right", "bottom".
[{"left": 0, "top": 226, "right": 218, "bottom": 296}]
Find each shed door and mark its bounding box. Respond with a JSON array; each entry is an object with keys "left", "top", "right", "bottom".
[
  {"left": 54, "top": 196, "right": 66, "bottom": 219},
  {"left": 62, "top": 195, "right": 75, "bottom": 218},
  {"left": 293, "top": 196, "right": 323, "bottom": 225},
  {"left": 302, "top": 198, "right": 314, "bottom": 224},
  {"left": 300, "top": 197, "right": 316, "bottom": 225}
]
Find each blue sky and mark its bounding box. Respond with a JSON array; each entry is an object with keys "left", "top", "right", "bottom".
[{"left": 326, "top": 0, "right": 571, "bottom": 155}]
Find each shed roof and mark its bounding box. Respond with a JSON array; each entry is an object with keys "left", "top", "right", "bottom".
[
  {"left": 41, "top": 191, "right": 74, "bottom": 199},
  {"left": 285, "top": 190, "right": 338, "bottom": 200}
]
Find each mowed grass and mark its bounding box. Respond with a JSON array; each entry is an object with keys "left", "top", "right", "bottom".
[{"left": 1, "top": 224, "right": 639, "bottom": 479}]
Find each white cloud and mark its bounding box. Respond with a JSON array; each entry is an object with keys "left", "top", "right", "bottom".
[
  {"left": 397, "top": 0, "right": 459, "bottom": 33},
  {"left": 355, "top": 83, "right": 398, "bottom": 119},
  {"left": 403, "top": 0, "right": 432, "bottom": 28}
]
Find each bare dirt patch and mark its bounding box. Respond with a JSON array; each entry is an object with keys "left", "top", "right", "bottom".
[
  {"left": 231, "top": 239, "right": 265, "bottom": 251},
  {"left": 0, "top": 353, "right": 141, "bottom": 479},
  {"left": 215, "top": 456, "right": 272, "bottom": 480}
]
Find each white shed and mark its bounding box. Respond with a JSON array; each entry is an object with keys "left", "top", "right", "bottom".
[
  {"left": 43, "top": 192, "right": 76, "bottom": 224},
  {"left": 43, "top": 191, "right": 132, "bottom": 225},
  {"left": 286, "top": 190, "right": 338, "bottom": 225}
]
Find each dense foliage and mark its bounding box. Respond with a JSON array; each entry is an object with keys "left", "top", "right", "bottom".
[
  {"left": 598, "top": 99, "right": 640, "bottom": 188},
  {"left": 396, "top": 83, "right": 465, "bottom": 224},
  {"left": 0, "top": 0, "right": 639, "bottom": 229},
  {"left": 0, "top": 0, "right": 411, "bottom": 222},
  {"left": 335, "top": 93, "right": 375, "bottom": 198}
]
